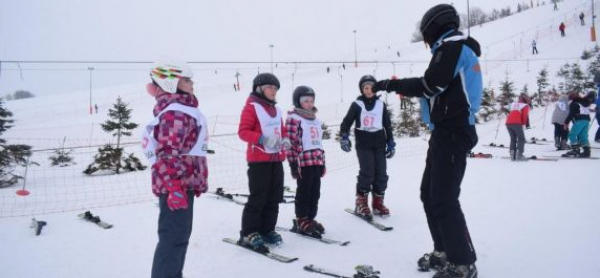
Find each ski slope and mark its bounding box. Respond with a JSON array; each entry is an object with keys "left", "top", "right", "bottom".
[{"left": 1, "top": 1, "right": 600, "bottom": 277}]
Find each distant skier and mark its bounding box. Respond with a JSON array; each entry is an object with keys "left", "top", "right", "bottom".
[
  {"left": 505, "top": 94, "right": 531, "bottom": 160},
  {"left": 551, "top": 94, "right": 570, "bottom": 150},
  {"left": 340, "top": 75, "right": 395, "bottom": 220},
  {"left": 553, "top": 0, "right": 558, "bottom": 11},
  {"left": 532, "top": 40, "right": 538, "bottom": 55},
  {"left": 559, "top": 22, "right": 566, "bottom": 37},
  {"left": 562, "top": 91, "right": 597, "bottom": 157},
  {"left": 372, "top": 4, "right": 481, "bottom": 277},
  {"left": 286, "top": 85, "right": 326, "bottom": 238},
  {"left": 146, "top": 62, "right": 209, "bottom": 278},
  {"left": 580, "top": 12, "right": 585, "bottom": 25},
  {"left": 237, "top": 73, "right": 290, "bottom": 250}
]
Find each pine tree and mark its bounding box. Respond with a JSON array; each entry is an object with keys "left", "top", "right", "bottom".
[
  {"left": 497, "top": 74, "right": 516, "bottom": 105},
  {"left": 478, "top": 85, "right": 498, "bottom": 122},
  {"left": 558, "top": 63, "right": 593, "bottom": 93},
  {"left": 49, "top": 137, "right": 75, "bottom": 167},
  {"left": 84, "top": 97, "right": 145, "bottom": 175},
  {"left": 0, "top": 99, "right": 32, "bottom": 188},
  {"left": 535, "top": 67, "right": 549, "bottom": 106}
]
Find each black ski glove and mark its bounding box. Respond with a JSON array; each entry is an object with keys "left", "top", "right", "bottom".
[
  {"left": 372, "top": 80, "right": 390, "bottom": 93},
  {"left": 373, "top": 79, "right": 404, "bottom": 93}
]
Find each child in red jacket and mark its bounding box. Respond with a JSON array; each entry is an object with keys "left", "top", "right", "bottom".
[
  {"left": 285, "top": 86, "right": 326, "bottom": 239},
  {"left": 144, "top": 62, "right": 209, "bottom": 278},
  {"left": 238, "top": 73, "right": 290, "bottom": 251},
  {"left": 505, "top": 94, "right": 530, "bottom": 160}
]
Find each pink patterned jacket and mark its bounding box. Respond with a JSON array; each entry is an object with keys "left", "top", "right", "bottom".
[{"left": 149, "top": 84, "right": 208, "bottom": 196}]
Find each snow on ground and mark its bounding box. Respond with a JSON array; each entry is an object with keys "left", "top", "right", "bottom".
[{"left": 1, "top": 1, "right": 600, "bottom": 277}]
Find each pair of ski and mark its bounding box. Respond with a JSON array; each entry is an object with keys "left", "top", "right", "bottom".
[
  {"left": 500, "top": 155, "right": 559, "bottom": 161},
  {"left": 223, "top": 208, "right": 392, "bottom": 263},
  {"left": 222, "top": 225, "right": 350, "bottom": 263},
  {"left": 78, "top": 211, "right": 113, "bottom": 229},
  {"left": 304, "top": 264, "right": 381, "bottom": 278},
  {"left": 211, "top": 187, "right": 295, "bottom": 206}
]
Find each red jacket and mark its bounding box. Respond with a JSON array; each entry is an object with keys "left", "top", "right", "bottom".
[
  {"left": 505, "top": 102, "right": 530, "bottom": 125},
  {"left": 238, "top": 93, "right": 287, "bottom": 162}
]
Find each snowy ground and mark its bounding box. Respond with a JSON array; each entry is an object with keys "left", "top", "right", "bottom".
[{"left": 1, "top": 0, "right": 600, "bottom": 277}]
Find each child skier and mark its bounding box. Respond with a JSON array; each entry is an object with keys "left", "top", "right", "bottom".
[
  {"left": 340, "top": 75, "right": 395, "bottom": 219},
  {"left": 562, "top": 91, "right": 597, "bottom": 157},
  {"left": 238, "top": 72, "right": 290, "bottom": 251},
  {"left": 145, "top": 62, "right": 209, "bottom": 278},
  {"left": 551, "top": 95, "right": 570, "bottom": 150},
  {"left": 285, "top": 85, "right": 326, "bottom": 238},
  {"left": 505, "top": 94, "right": 530, "bottom": 160}
]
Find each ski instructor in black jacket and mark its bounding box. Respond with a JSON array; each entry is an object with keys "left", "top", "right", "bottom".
[{"left": 372, "top": 4, "right": 482, "bottom": 278}]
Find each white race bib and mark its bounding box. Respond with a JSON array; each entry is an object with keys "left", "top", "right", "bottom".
[
  {"left": 252, "top": 103, "right": 282, "bottom": 154},
  {"left": 141, "top": 103, "right": 209, "bottom": 165},
  {"left": 579, "top": 104, "right": 591, "bottom": 115},
  {"left": 506, "top": 103, "right": 527, "bottom": 111},
  {"left": 289, "top": 114, "right": 323, "bottom": 152},
  {"left": 355, "top": 100, "right": 384, "bottom": 132}
]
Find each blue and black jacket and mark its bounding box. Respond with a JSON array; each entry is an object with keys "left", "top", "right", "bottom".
[{"left": 385, "top": 30, "right": 483, "bottom": 129}]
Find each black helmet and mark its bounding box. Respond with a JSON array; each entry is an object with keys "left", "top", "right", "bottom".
[
  {"left": 358, "top": 75, "right": 377, "bottom": 91},
  {"left": 292, "top": 86, "right": 316, "bottom": 108},
  {"left": 253, "top": 73, "right": 280, "bottom": 92},
  {"left": 586, "top": 90, "right": 597, "bottom": 103},
  {"left": 420, "top": 4, "right": 460, "bottom": 44}
]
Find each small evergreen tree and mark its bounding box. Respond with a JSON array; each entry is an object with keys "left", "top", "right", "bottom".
[
  {"left": 84, "top": 97, "right": 145, "bottom": 175},
  {"left": 49, "top": 137, "right": 75, "bottom": 167},
  {"left": 478, "top": 86, "right": 498, "bottom": 122},
  {"left": 497, "top": 73, "right": 516, "bottom": 105},
  {"left": 534, "top": 67, "right": 550, "bottom": 106},
  {"left": 558, "top": 63, "right": 593, "bottom": 93},
  {"left": 0, "top": 99, "right": 33, "bottom": 188},
  {"left": 393, "top": 101, "right": 423, "bottom": 138}
]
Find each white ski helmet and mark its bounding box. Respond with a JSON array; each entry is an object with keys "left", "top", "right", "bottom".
[{"left": 150, "top": 62, "right": 193, "bottom": 93}]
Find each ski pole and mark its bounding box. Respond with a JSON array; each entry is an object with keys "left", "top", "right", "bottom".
[{"left": 494, "top": 112, "right": 504, "bottom": 142}]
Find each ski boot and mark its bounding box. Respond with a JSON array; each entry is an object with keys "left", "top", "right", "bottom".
[
  {"left": 354, "top": 265, "right": 380, "bottom": 278},
  {"left": 432, "top": 263, "right": 478, "bottom": 278},
  {"left": 261, "top": 230, "right": 283, "bottom": 245},
  {"left": 312, "top": 219, "right": 325, "bottom": 234},
  {"left": 293, "top": 218, "right": 322, "bottom": 239},
  {"left": 355, "top": 192, "right": 373, "bottom": 220},
  {"left": 372, "top": 193, "right": 390, "bottom": 217},
  {"left": 418, "top": 251, "right": 447, "bottom": 272},
  {"left": 515, "top": 151, "right": 528, "bottom": 161},
  {"left": 239, "top": 232, "right": 268, "bottom": 252},
  {"left": 554, "top": 136, "right": 562, "bottom": 150},
  {"left": 580, "top": 146, "right": 591, "bottom": 158},
  {"left": 562, "top": 144, "right": 581, "bottom": 157}
]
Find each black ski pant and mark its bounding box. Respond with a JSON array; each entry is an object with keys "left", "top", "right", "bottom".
[
  {"left": 420, "top": 125, "right": 477, "bottom": 265},
  {"left": 595, "top": 113, "right": 600, "bottom": 141},
  {"left": 506, "top": 124, "right": 526, "bottom": 154},
  {"left": 554, "top": 123, "right": 569, "bottom": 142},
  {"left": 241, "top": 162, "right": 284, "bottom": 236},
  {"left": 295, "top": 165, "right": 324, "bottom": 220},
  {"left": 152, "top": 192, "right": 195, "bottom": 278},
  {"left": 356, "top": 147, "right": 388, "bottom": 195}
]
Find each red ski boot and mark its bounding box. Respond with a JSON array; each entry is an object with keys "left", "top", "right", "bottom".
[
  {"left": 355, "top": 192, "right": 373, "bottom": 220},
  {"left": 372, "top": 193, "right": 390, "bottom": 217}
]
